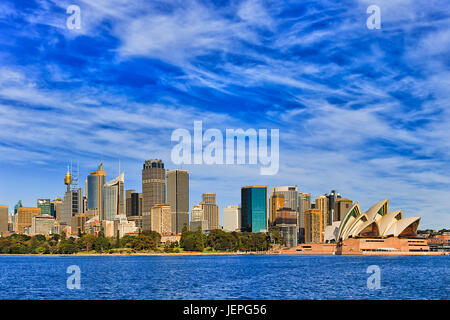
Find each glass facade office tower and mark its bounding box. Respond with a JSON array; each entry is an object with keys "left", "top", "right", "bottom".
[
  {"left": 37, "top": 199, "right": 55, "bottom": 217},
  {"left": 167, "top": 170, "right": 189, "bottom": 234},
  {"left": 241, "top": 186, "right": 268, "bottom": 233},
  {"left": 142, "top": 160, "right": 165, "bottom": 216},
  {"left": 87, "top": 162, "right": 106, "bottom": 219},
  {"left": 103, "top": 173, "right": 125, "bottom": 221}
]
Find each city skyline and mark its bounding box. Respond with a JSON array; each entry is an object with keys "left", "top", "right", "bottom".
[
  {"left": 1, "top": 158, "right": 448, "bottom": 231},
  {"left": 0, "top": 1, "right": 449, "bottom": 229}
]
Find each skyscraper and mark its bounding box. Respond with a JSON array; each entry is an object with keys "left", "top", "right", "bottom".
[
  {"left": 223, "top": 205, "right": 241, "bottom": 232},
  {"left": 200, "top": 193, "right": 219, "bottom": 231},
  {"left": 0, "top": 205, "right": 8, "bottom": 236},
  {"left": 87, "top": 162, "right": 106, "bottom": 219},
  {"left": 61, "top": 166, "right": 83, "bottom": 226},
  {"left": 305, "top": 209, "right": 323, "bottom": 243},
  {"left": 270, "top": 186, "right": 298, "bottom": 226},
  {"left": 315, "top": 195, "right": 329, "bottom": 232},
  {"left": 125, "top": 189, "right": 135, "bottom": 217},
  {"left": 103, "top": 172, "right": 125, "bottom": 221},
  {"left": 15, "top": 207, "right": 41, "bottom": 234},
  {"left": 334, "top": 198, "right": 353, "bottom": 222},
  {"left": 190, "top": 205, "right": 208, "bottom": 232},
  {"left": 37, "top": 199, "right": 55, "bottom": 217},
  {"left": 52, "top": 197, "right": 63, "bottom": 221},
  {"left": 142, "top": 159, "right": 165, "bottom": 216},
  {"left": 167, "top": 170, "right": 189, "bottom": 234},
  {"left": 241, "top": 186, "right": 268, "bottom": 233},
  {"left": 326, "top": 190, "right": 341, "bottom": 224}
]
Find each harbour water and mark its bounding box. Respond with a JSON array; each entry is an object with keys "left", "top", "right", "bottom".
[{"left": 0, "top": 255, "right": 448, "bottom": 300}]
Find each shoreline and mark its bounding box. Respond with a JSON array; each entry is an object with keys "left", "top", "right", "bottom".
[{"left": 0, "top": 251, "right": 447, "bottom": 257}]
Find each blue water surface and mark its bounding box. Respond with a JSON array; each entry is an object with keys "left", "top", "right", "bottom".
[{"left": 0, "top": 255, "right": 448, "bottom": 300}]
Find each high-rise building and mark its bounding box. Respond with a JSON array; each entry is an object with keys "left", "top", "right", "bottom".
[
  {"left": 0, "top": 205, "right": 8, "bottom": 236},
  {"left": 270, "top": 193, "right": 284, "bottom": 226},
  {"left": 52, "top": 197, "right": 63, "bottom": 222},
  {"left": 275, "top": 207, "right": 298, "bottom": 247},
  {"left": 305, "top": 209, "right": 323, "bottom": 243},
  {"left": 298, "top": 192, "right": 311, "bottom": 229},
  {"left": 37, "top": 199, "right": 55, "bottom": 218},
  {"left": 334, "top": 198, "right": 353, "bottom": 222},
  {"left": 142, "top": 160, "right": 165, "bottom": 217},
  {"left": 223, "top": 205, "right": 241, "bottom": 232},
  {"left": 326, "top": 190, "right": 341, "bottom": 224},
  {"left": 315, "top": 195, "right": 329, "bottom": 232},
  {"left": 145, "top": 205, "right": 172, "bottom": 235},
  {"left": 270, "top": 186, "right": 298, "bottom": 226},
  {"left": 190, "top": 205, "right": 208, "bottom": 232},
  {"left": 103, "top": 172, "right": 125, "bottom": 221},
  {"left": 125, "top": 189, "right": 135, "bottom": 217},
  {"left": 87, "top": 162, "right": 106, "bottom": 219},
  {"left": 15, "top": 207, "right": 41, "bottom": 234},
  {"left": 241, "top": 186, "right": 268, "bottom": 233},
  {"left": 298, "top": 192, "right": 311, "bottom": 243},
  {"left": 200, "top": 193, "right": 220, "bottom": 231},
  {"left": 61, "top": 167, "right": 83, "bottom": 226},
  {"left": 167, "top": 170, "right": 189, "bottom": 234}
]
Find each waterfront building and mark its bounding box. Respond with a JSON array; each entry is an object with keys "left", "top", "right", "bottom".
[
  {"left": 333, "top": 198, "right": 352, "bottom": 222},
  {"left": 304, "top": 209, "right": 323, "bottom": 243},
  {"left": 0, "top": 205, "right": 8, "bottom": 236},
  {"left": 15, "top": 207, "right": 41, "bottom": 234},
  {"left": 326, "top": 190, "right": 341, "bottom": 225},
  {"left": 37, "top": 199, "right": 55, "bottom": 218},
  {"left": 223, "top": 205, "right": 241, "bottom": 232},
  {"left": 142, "top": 159, "right": 165, "bottom": 216},
  {"left": 87, "top": 162, "right": 106, "bottom": 219},
  {"left": 31, "top": 214, "right": 55, "bottom": 236},
  {"left": 190, "top": 205, "right": 208, "bottom": 232},
  {"left": 315, "top": 195, "right": 329, "bottom": 234},
  {"left": 103, "top": 172, "right": 125, "bottom": 221},
  {"left": 200, "top": 193, "right": 219, "bottom": 231},
  {"left": 167, "top": 170, "right": 189, "bottom": 234},
  {"left": 275, "top": 207, "right": 298, "bottom": 247},
  {"left": 241, "top": 186, "right": 268, "bottom": 233}
]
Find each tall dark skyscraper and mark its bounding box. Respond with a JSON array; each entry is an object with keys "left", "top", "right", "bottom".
[
  {"left": 326, "top": 190, "right": 341, "bottom": 225},
  {"left": 142, "top": 159, "right": 165, "bottom": 216},
  {"left": 241, "top": 186, "right": 268, "bottom": 233},
  {"left": 167, "top": 169, "right": 189, "bottom": 234}
]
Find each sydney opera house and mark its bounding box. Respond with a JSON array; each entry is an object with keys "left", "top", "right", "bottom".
[{"left": 283, "top": 199, "right": 437, "bottom": 255}]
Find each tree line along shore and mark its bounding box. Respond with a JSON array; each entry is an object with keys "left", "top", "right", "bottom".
[{"left": 0, "top": 227, "right": 285, "bottom": 255}]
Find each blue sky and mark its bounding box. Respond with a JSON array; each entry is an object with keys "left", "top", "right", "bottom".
[{"left": 0, "top": 0, "right": 449, "bottom": 228}]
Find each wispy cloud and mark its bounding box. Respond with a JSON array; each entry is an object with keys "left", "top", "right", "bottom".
[{"left": 0, "top": 0, "right": 449, "bottom": 228}]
